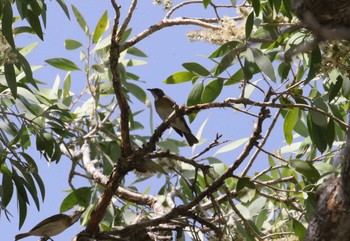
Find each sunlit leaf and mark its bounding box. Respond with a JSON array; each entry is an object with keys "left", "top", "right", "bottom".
[
  {"left": 284, "top": 108, "right": 299, "bottom": 145},
  {"left": 19, "top": 42, "right": 38, "bottom": 56},
  {"left": 65, "top": 39, "right": 83, "bottom": 50},
  {"left": 92, "top": 10, "right": 108, "bottom": 43},
  {"left": 45, "top": 58, "right": 80, "bottom": 71},
  {"left": 164, "top": 71, "right": 197, "bottom": 84},
  {"left": 72, "top": 4, "right": 89, "bottom": 35},
  {"left": 292, "top": 218, "right": 307, "bottom": 240},
  {"left": 214, "top": 137, "right": 249, "bottom": 156}
]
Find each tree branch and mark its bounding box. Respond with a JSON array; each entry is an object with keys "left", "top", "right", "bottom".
[{"left": 119, "top": 17, "right": 221, "bottom": 52}]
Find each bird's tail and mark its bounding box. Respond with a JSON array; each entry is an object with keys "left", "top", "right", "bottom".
[
  {"left": 15, "top": 232, "right": 30, "bottom": 241},
  {"left": 184, "top": 132, "right": 199, "bottom": 146}
]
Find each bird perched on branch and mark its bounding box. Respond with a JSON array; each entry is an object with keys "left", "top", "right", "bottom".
[
  {"left": 15, "top": 209, "right": 84, "bottom": 241},
  {"left": 147, "top": 88, "right": 198, "bottom": 146}
]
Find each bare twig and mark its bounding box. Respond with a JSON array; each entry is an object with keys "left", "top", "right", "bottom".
[{"left": 116, "top": 0, "right": 138, "bottom": 43}]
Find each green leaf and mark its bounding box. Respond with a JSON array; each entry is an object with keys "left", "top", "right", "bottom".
[
  {"left": 45, "top": 58, "right": 80, "bottom": 71},
  {"left": 26, "top": 10, "right": 44, "bottom": 40},
  {"left": 182, "top": 62, "right": 210, "bottom": 76},
  {"left": 163, "top": 71, "right": 197, "bottom": 84},
  {"left": 187, "top": 82, "right": 204, "bottom": 106},
  {"left": 72, "top": 4, "right": 89, "bottom": 35},
  {"left": 2, "top": 2, "right": 15, "bottom": 47},
  {"left": 18, "top": 192, "right": 27, "bottom": 229},
  {"left": 209, "top": 40, "right": 241, "bottom": 58},
  {"left": 289, "top": 159, "right": 320, "bottom": 183},
  {"left": 122, "top": 59, "right": 147, "bottom": 67},
  {"left": 4, "top": 63, "right": 17, "bottom": 97},
  {"left": 305, "top": 46, "right": 321, "bottom": 83},
  {"left": 244, "top": 49, "right": 259, "bottom": 80},
  {"left": 225, "top": 68, "right": 244, "bottom": 85},
  {"left": 311, "top": 98, "right": 328, "bottom": 127},
  {"left": 329, "top": 75, "right": 343, "bottom": 102},
  {"left": 214, "top": 137, "right": 249, "bottom": 156},
  {"left": 124, "top": 82, "right": 147, "bottom": 104},
  {"left": 60, "top": 187, "right": 92, "bottom": 212},
  {"left": 292, "top": 218, "right": 307, "bottom": 240},
  {"left": 65, "top": 39, "right": 83, "bottom": 50},
  {"left": 13, "top": 174, "right": 28, "bottom": 228},
  {"left": 17, "top": 52, "right": 37, "bottom": 88},
  {"left": 282, "top": 0, "right": 293, "bottom": 19},
  {"left": 19, "top": 42, "right": 38, "bottom": 56},
  {"left": 252, "top": 0, "right": 260, "bottom": 15},
  {"left": 249, "top": 48, "right": 276, "bottom": 82},
  {"left": 127, "top": 47, "right": 147, "bottom": 57},
  {"left": 187, "top": 82, "right": 204, "bottom": 122},
  {"left": 32, "top": 173, "right": 45, "bottom": 201},
  {"left": 307, "top": 113, "right": 327, "bottom": 153},
  {"left": 237, "top": 178, "right": 256, "bottom": 203},
  {"left": 201, "top": 79, "right": 223, "bottom": 103},
  {"left": 249, "top": 197, "right": 267, "bottom": 217},
  {"left": 92, "top": 10, "right": 108, "bottom": 43},
  {"left": 56, "top": 0, "right": 70, "bottom": 19},
  {"left": 255, "top": 208, "right": 267, "bottom": 231},
  {"left": 203, "top": 0, "right": 211, "bottom": 8},
  {"left": 245, "top": 11, "right": 254, "bottom": 39},
  {"left": 272, "top": 0, "right": 282, "bottom": 13},
  {"left": 278, "top": 61, "right": 291, "bottom": 82},
  {"left": 214, "top": 48, "right": 241, "bottom": 76},
  {"left": 325, "top": 119, "right": 335, "bottom": 148},
  {"left": 63, "top": 72, "right": 71, "bottom": 98},
  {"left": 284, "top": 108, "right": 299, "bottom": 145},
  {"left": 2, "top": 172, "right": 13, "bottom": 207}
]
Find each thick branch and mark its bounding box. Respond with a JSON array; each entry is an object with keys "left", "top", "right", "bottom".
[
  {"left": 305, "top": 116, "right": 350, "bottom": 241},
  {"left": 119, "top": 17, "right": 221, "bottom": 52},
  {"left": 110, "top": 1, "right": 132, "bottom": 156}
]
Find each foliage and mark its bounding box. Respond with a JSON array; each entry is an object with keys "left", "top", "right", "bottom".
[{"left": 0, "top": 0, "right": 348, "bottom": 240}]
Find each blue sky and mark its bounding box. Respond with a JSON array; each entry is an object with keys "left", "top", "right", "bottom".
[{"left": 2, "top": 1, "right": 282, "bottom": 240}]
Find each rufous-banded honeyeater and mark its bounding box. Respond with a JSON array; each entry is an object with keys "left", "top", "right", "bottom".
[
  {"left": 148, "top": 88, "right": 199, "bottom": 146},
  {"left": 15, "top": 209, "right": 84, "bottom": 240}
]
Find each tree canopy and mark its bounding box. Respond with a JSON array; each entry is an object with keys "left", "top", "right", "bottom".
[{"left": 1, "top": 0, "right": 350, "bottom": 240}]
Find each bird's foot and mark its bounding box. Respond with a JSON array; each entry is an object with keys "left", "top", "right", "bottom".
[{"left": 39, "top": 236, "right": 53, "bottom": 241}]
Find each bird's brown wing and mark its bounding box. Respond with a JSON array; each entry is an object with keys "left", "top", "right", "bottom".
[{"left": 30, "top": 214, "right": 67, "bottom": 231}]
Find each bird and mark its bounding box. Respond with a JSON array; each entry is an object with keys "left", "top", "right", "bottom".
[
  {"left": 147, "top": 88, "right": 199, "bottom": 146},
  {"left": 15, "top": 209, "right": 84, "bottom": 241}
]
